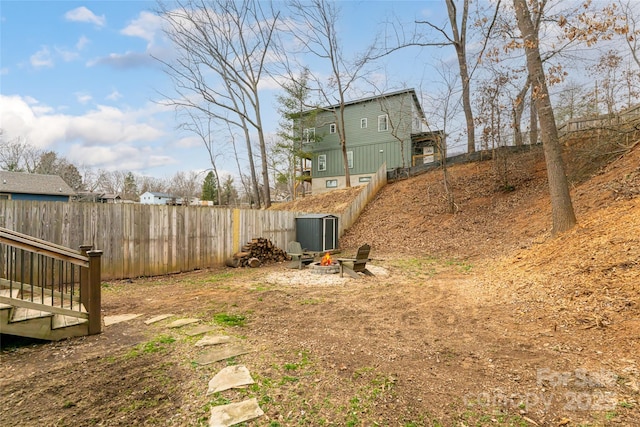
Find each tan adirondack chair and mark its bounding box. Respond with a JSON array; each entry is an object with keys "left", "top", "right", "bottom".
[
  {"left": 337, "top": 244, "right": 374, "bottom": 278},
  {"left": 287, "top": 241, "right": 314, "bottom": 269}
]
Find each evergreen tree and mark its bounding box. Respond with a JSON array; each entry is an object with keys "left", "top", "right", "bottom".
[
  {"left": 123, "top": 172, "right": 138, "bottom": 201},
  {"left": 201, "top": 171, "right": 218, "bottom": 203},
  {"left": 275, "top": 68, "right": 316, "bottom": 199},
  {"left": 220, "top": 176, "right": 238, "bottom": 206}
]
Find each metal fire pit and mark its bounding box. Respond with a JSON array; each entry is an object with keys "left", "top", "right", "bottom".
[{"left": 309, "top": 262, "right": 339, "bottom": 275}]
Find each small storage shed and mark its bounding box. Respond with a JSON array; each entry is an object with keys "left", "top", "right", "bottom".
[{"left": 295, "top": 214, "right": 339, "bottom": 253}]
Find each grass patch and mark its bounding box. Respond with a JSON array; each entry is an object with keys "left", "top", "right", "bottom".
[
  {"left": 213, "top": 313, "right": 246, "bottom": 327},
  {"left": 299, "top": 298, "right": 324, "bottom": 305},
  {"left": 281, "top": 350, "right": 313, "bottom": 372},
  {"left": 125, "top": 335, "right": 176, "bottom": 358}
]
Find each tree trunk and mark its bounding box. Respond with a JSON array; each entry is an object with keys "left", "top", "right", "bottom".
[
  {"left": 446, "top": 0, "right": 476, "bottom": 154},
  {"left": 255, "top": 104, "right": 272, "bottom": 208},
  {"left": 338, "top": 106, "right": 351, "bottom": 188},
  {"left": 513, "top": 78, "right": 530, "bottom": 146},
  {"left": 513, "top": 0, "right": 576, "bottom": 235},
  {"left": 241, "top": 123, "right": 262, "bottom": 209}
]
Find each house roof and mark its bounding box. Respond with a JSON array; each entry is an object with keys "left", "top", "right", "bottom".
[
  {"left": 143, "top": 191, "right": 176, "bottom": 198},
  {"left": 308, "top": 88, "right": 426, "bottom": 121},
  {"left": 0, "top": 171, "right": 76, "bottom": 196}
]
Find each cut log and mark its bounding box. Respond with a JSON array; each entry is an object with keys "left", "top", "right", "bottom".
[
  {"left": 225, "top": 258, "right": 241, "bottom": 268},
  {"left": 247, "top": 257, "right": 261, "bottom": 268},
  {"left": 226, "top": 237, "right": 289, "bottom": 268}
]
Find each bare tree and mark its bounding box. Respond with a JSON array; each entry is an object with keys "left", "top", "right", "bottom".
[
  {"left": 138, "top": 176, "right": 169, "bottom": 195},
  {"left": 618, "top": 0, "right": 640, "bottom": 69},
  {"left": 96, "top": 170, "right": 130, "bottom": 195},
  {"left": 179, "top": 107, "right": 223, "bottom": 205},
  {"left": 588, "top": 50, "right": 638, "bottom": 117},
  {"left": 157, "top": 0, "right": 279, "bottom": 208},
  {"left": 286, "top": 0, "right": 373, "bottom": 188},
  {"left": 0, "top": 133, "right": 42, "bottom": 172},
  {"left": 168, "top": 170, "right": 201, "bottom": 205},
  {"left": 378, "top": 0, "right": 502, "bottom": 154},
  {"left": 424, "top": 62, "right": 461, "bottom": 214},
  {"left": 513, "top": 0, "right": 576, "bottom": 235}
]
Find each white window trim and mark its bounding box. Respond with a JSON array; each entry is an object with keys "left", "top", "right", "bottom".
[
  {"left": 329, "top": 123, "right": 336, "bottom": 134},
  {"left": 303, "top": 127, "right": 315, "bottom": 144},
  {"left": 347, "top": 151, "right": 353, "bottom": 169},
  {"left": 326, "top": 179, "right": 338, "bottom": 188},
  {"left": 317, "top": 154, "right": 327, "bottom": 171},
  {"left": 361, "top": 118, "right": 367, "bottom": 129},
  {"left": 378, "top": 114, "right": 389, "bottom": 132}
]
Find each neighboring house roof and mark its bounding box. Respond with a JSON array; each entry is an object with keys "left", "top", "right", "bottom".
[
  {"left": 101, "top": 193, "right": 121, "bottom": 200},
  {"left": 142, "top": 192, "right": 176, "bottom": 198},
  {"left": 0, "top": 171, "right": 75, "bottom": 196},
  {"left": 306, "top": 88, "right": 426, "bottom": 121}
]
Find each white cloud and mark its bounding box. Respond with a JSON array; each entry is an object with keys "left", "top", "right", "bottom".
[
  {"left": 121, "top": 11, "right": 163, "bottom": 43},
  {"left": 87, "top": 51, "right": 155, "bottom": 69},
  {"left": 75, "top": 92, "right": 93, "bottom": 104},
  {"left": 106, "top": 90, "right": 123, "bottom": 101},
  {"left": 0, "top": 67, "right": 8, "bottom": 75},
  {"left": 0, "top": 95, "right": 170, "bottom": 171},
  {"left": 64, "top": 7, "right": 106, "bottom": 27},
  {"left": 30, "top": 46, "right": 54, "bottom": 68},
  {"left": 76, "top": 35, "right": 90, "bottom": 50},
  {"left": 175, "top": 135, "right": 202, "bottom": 149},
  {"left": 66, "top": 144, "right": 175, "bottom": 171},
  {"left": 56, "top": 46, "right": 80, "bottom": 62}
]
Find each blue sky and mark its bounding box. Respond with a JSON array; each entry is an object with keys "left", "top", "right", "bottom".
[{"left": 1, "top": 1, "right": 450, "bottom": 181}]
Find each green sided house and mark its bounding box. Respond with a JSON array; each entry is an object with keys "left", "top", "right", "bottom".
[{"left": 301, "top": 89, "right": 443, "bottom": 194}]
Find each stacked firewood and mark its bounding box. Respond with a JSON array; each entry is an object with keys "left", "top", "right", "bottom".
[{"left": 225, "top": 237, "right": 289, "bottom": 268}]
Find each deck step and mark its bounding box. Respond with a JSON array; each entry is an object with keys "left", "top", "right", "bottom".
[
  {"left": 11, "top": 307, "right": 54, "bottom": 322},
  {"left": 0, "top": 288, "right": 21, "bottom": 309},
  {"left": 52, "top": 314, "right": 88, "bottom": 329}
]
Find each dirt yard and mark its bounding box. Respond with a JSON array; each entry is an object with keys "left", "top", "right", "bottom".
[{"left": 1, "top": 144, "right": 639, "bottom": 426}]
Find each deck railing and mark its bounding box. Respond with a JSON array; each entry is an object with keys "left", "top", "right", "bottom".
[{"left": 0, "top": 227, "right": 103, "bottom": 335}]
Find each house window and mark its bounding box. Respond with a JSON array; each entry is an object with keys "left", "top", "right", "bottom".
[
  {"left": 326, "top": 179, "right": 338, "bottom": 188},
  {"left": 361, "top": 118, "right": 367, "bottom": 128},
  {"left": 329, "top": 123, "right": 336, "bottom": 134},
  {"left": 0, "top": 193, "right": 10, "bottom": 200},
  {"left": 378, "top": 114, "right": 388, "bottom": 132},
  {"left": 303, "top": 128, "right": 315, "bottom": 144},
  {"left": 347, "top": 151, "right": 354, "bottom": 169},
  {"left": 317, "top": 154, "right": 327, "bottom": 171},
  {"left": 359, "top": 177, "right": 371, "bottom": 183}
]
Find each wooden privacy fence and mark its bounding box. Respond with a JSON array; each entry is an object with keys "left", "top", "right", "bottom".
[
  {"left": 0, "top": 202, "right": 297, "bottom": 280},
  {"left": 0, "top": 164, "right": 387, "bottom": 280}
]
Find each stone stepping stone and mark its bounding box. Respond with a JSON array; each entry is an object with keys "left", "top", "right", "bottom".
[
  {"left": 194, "top": 344, "right": 251, "bottom": 365},
  {"left": 144, "top": 314, "right": 174, "bottom": 325},
  {"left": 104, "top": 314, "right": 142, "bottom": 326},
  {"left": 207, "top": 365, "right": 254, "bottom": 395},
  {"left": 209, "top": 398, "right": 263, "bottom": 427},
  {"left": 185, "top": 325, "right": 218, "bottom": 336},
  {"left": 167, "top": 318, "right": 201, "bottom": 328},
  {"left": 195, "top": 335, "right": 233, "bottom": 347}
]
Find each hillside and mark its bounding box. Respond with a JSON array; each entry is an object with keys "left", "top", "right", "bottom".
[{"left": 275, "top": 140, "right": 640, "bottom": 358}]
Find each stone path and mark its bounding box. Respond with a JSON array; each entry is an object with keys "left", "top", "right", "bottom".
[{"left": 141, "top": 313, "right": 263, "bottom": 426}]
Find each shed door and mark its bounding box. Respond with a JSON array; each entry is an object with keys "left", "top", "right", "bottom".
[{"left": 323, "top": 217, "right": 337, "bottom": 251}]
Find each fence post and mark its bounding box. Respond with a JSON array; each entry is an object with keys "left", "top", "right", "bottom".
[
  {"left": 87, "top": 250, "right": 103, "bottom": 335},
  {"left": 79, "top": 245, "right": 93, "bottom": 310}
]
